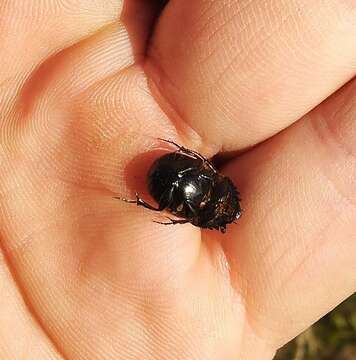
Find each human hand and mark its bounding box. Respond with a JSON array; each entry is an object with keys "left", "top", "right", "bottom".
[{"left": 0, "top": 1, "right": 355, "bottom": 359}]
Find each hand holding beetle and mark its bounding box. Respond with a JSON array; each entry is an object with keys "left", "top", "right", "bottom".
[{"left": 0, "top": 1, "right": 355, "bottom": 359}]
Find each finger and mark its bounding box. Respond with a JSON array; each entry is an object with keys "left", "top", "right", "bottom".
[
  {"left": 15, "top": 23, "right": 134, "bottom": 118},
  {"left": 0, "top": 0, "right": 171, "bottom": 109},
  {"left": 220, "top": 78, "right": 356, "bottom": 347},
  {"left": 147, "top": 0, "right": 356, "bottom": 150},
  {"left": 0, "top": 0, "right": 123, "bottom": 114}
]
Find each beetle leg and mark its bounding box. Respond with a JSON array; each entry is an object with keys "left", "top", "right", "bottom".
[
  {"left": 177, "top": 167, "right": 197, "bottom": 176},
  {"left": 153, "top": 217, "right": 190, "bottom": 225},
  {"left": 185, "top": 200, "right": 199, "bottom": 217},
  {"left": 157, "top": 138, "right": 217, "bottom": 173},
  {"left": 158, "top": 185, "right": 175, "bottom": 209},
  {"left": 235, "top": 210, "right": 242, "bottom": 221},
  {"left": 114, "top": 193, "right": 164, "bottom": 211},
  {"left": 199, "top": 173, "right": 214, "bottom": 182}
]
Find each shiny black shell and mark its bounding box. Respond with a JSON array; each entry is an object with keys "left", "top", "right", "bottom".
[{"left": 147, "top": 152, "right": 241, "bottom": 233}]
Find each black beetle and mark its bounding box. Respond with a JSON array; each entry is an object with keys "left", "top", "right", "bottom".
[{"left": 117, "top": 139, "right": 241, "bottom": 233}]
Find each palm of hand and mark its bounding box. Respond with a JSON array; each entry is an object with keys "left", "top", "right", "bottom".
[{"left": 0, "top": 1, "right": 355, "bottom": 359}]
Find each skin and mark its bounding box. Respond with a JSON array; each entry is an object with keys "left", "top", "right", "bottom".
[{"left": 0, "top": 0, "right": 355, "bottom": 359}]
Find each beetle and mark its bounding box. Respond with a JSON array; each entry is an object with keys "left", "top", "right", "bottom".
[{"left": 117, "top": 139, "right": 241, "bottom": 233}]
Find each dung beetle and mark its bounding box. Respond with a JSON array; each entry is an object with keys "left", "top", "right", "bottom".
[{"left": 117, "top": 139, "right": 241, "bottom": 233}]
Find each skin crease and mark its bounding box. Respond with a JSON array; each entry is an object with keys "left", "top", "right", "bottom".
[{"left": 0, "top": 0, "right": 355, "bottom": 359}]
